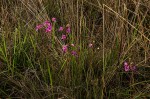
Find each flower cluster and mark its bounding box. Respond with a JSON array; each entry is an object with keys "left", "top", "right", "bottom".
[
  {"left": 58, "top": 24, "right": 71, "bottom": 41},
  {"left": 35, "top": 17, "right": 78, "bottom": 56},
  {"left": 35, "top": 17, "right": 94, "bottom": 57},
  {"left": 124, "top": 62, "right": 136, "bottom": 72},
  {"left": 62, "top": 44, "right": 78, "bottom": 57},
  {"left": 36, "top": 20, "right": 52, "bottom": 33}
]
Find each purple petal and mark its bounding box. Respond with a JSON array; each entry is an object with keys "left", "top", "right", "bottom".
[
  {"left": 61, "top": 34, "right": 66, "bottom": 40},
  {"left": 52, "top": 17, "right": 56, "bottom": 22},
  {"left": 124, "top": 64, "right": 130, "bottom": 72},
  {"left": 45, "top": 25, "right": 52, "bottom": 33},
  {"left": 66, "top": 27, "right": 71, "bottom": 33},
  {"left": 71, "top": 51, "right": 77, "bottom": 56},
  {"left": 124, "top": 62, "right": 128, "bottom": 66},
  {"left": 130, "top": 65, "right": 136, "bottom": 71},
  {"left": 36, "top": 24, "right": 43, "bottom": 31},
  {"left": 62, "top": 45, "right": 68, "bottom": 53},
  {"left": 58, "top": 27, "right": 63, "bottom": 31}
]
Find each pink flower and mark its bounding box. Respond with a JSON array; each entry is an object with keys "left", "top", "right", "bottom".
[
  {"left": 62, "top": 45, "right": 68, "bottom": 53},
  {"left": 45, "top": 25, "right": 52, "bottom": 33},
  {"left": 88, "top": 43, "right": 93, "bottom": 47},
  {"left": 124, "top": 62, "right": 128, "bottom": 66},
  {"left": 58, "top": 27, "right": 63, "bottom": 31},
  {"left": 123, "top": 61, "right": 137, "bottom": 72},
  {"left": 66, "top": 27, "right": 71, "bottom": 33},
  {"left": 130, "top": 65, "right": 136, "bottom": 71},
  {"left": 71, "top": 51, "right": 77, "bottom": 56},
  {"left": 36, "top": 24, "right": 43, "bottom": 31},
  {"left": 52, "top": 17, "right": 56, "bottom": 22},
  {"left": 124, "top": 62, "right": 130, "bottom": 72},
  {"left": 43, "top": 21, "right": 51, "bottom": 26},
  {"left": 61, "top": 34, "right": 66, "bottom": 40}
]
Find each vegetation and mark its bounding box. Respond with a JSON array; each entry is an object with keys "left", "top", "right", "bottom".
[{"left": 0, "top": 0, "right": 150, "bottom": 98}]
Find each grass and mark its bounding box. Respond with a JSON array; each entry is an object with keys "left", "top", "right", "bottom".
[{"left": 0, "top": 0, "right": 150, "bottom": 98}]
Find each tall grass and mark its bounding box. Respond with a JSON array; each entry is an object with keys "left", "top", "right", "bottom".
[{"left": 0, "top": 0, "right": 150, "bottom": 98}]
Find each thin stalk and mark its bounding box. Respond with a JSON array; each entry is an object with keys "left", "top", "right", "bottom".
[
  {"left": 101, "top": 4, "right": 105, "bottom": 99},
  {"left": 52, "top": 22, "right": 56, "bottom": 49}
]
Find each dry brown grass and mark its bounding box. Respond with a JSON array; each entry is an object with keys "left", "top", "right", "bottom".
[{"left": 0, "top": 0, "right": 150, "bottom": 98}]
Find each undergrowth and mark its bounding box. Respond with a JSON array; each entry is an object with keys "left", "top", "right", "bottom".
[{"left": 0, "top": 0, "right": 150, "bottom": 99}]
